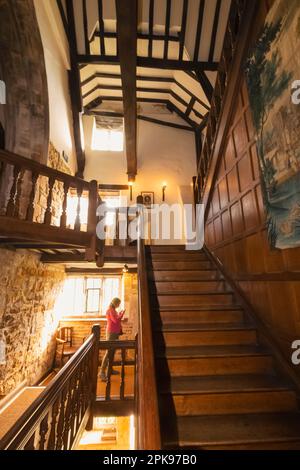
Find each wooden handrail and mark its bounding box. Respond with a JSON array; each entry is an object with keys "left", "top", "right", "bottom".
[
  {"left": 0, "top": 149, "right": 104, "bottom": 264},
  {"left": 194, "top": 0, "right": 258, "bottom": 218},
  {"left": 137, "top": 235, "right": 161, "bottom": 450},
  {"left": 0, "top": 149, "right": 90, "bottom": 189},
  {"left": 0, "top": 325, "right": 100, "bottom": 450}
]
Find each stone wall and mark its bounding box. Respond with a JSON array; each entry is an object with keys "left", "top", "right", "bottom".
[{"left": 0, "top": 248, "right": 65, "bottom": 396}]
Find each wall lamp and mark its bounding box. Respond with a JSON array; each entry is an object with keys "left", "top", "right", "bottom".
[{"left": 162, "top": 182, "right": 167, "bottom": 202}]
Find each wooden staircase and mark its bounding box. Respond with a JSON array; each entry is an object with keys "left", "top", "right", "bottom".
[{"left": 146, "top": 245, "right": 300, "bottom": 450}]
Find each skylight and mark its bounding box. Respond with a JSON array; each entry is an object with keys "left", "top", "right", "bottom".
[{"left": 91, "top": 120, "right": 124, "bottom": 152}]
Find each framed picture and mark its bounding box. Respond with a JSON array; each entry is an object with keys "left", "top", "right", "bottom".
[{"left": 141, "top": 192, "right": 154, "bottom": 208}]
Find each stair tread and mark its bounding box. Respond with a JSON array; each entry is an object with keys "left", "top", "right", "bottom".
[
  {"left": 163, "top": 413, "right": 300, "bottom": 447},
  {"left": 155, "top": 290, "right": 234, "bottom": 296},
  {"left": 160, "top": 374, "right": 292, "bottom": 395},
  {"left": 157, "top": 344, "right": 269, "bottom": 359},
  {"left": 157, "top": 322, "right": 255, "bottom": 332},
  {"left": 157, "top": 305, "right": 243, "bottom": 312}
]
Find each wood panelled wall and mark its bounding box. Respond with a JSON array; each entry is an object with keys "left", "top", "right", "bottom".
[{"left": 205, "top": 79, "right": 300, "bottom": 367}]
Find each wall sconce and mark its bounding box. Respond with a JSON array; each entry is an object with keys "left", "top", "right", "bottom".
[
  {"left": 162, "top": 182, "right": 167, "bottom": 202},
  {"left": 123, "top": 264, "right": 129, "bottom": 274},
  {"left": 129, "top": 182, "right": 133, "bottom": 201}
]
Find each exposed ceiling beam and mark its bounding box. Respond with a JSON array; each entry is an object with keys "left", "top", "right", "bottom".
[
  {"left": 115, "top": 0, "right": 137, "bottom": 181},
  {"left": 77, "top": 55, "right": 219, "bottom": 71},
  {"left": 179, "top": 0, "right": 188, "bottom": 60},
  {"left": 209, "top": 0, "right": 222, "bottom": 62},
  {"left": 167, "top": 102, "right": 198, "bottom": 130},
  {"left": 85, "top": 110, "right": 194, "bottom": 132},
  {"left": 65, "top": 0, "right": 86, "bottom": 178},
  {"left": 194, "top": 70, "right": 214, "bottom": 103}
]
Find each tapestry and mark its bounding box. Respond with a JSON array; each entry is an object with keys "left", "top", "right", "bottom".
[{"left": 245, "top": 0, "right": 300, "bottom": 249}]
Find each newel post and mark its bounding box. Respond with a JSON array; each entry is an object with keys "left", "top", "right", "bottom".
[{"left": 86, "top": 324, "right": 100, "bottom": 431}]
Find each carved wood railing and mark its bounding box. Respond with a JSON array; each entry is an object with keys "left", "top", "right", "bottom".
[
  {"left": 97, "top": 339, "right": 137, "bottom": 402},
  {"left": 136, "top": 235, "right": 161, "bottom": 450},
  {"left": 193, "top": 0, "right": 258, "bottom": 220},
  {"left": 0, "top": 149, "right": 104, "bottom": 264},
  {"left": 0, "top": 325, "right": 100, "bottom": 450}
]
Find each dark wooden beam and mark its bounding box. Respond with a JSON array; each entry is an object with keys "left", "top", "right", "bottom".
[
  {"left": 175, "top": 77, "right": 210, "bottom": 111},
  {"left": 186, "top": 97, "right": 196, "bottom": 117},
  {"left": 84, "top": 110, "right": 194, "bottom": 132},
  {"left": 99, "top": 184, "right": 129, "bottom": 190},
  {"left": 82, "top": 0, "right": 90, "bottom": 55},
  {"left": 193, "top": 0, "right": 205, "bottom": 62},
  {"left": 148, "top": 0, "right": 154, "bottom": 57},
  {"left": 167, "top": 102, "right": 198, "bottom": 130},
  {"left": 164, "top": 0, "right": 172, "bottom": 60},
  {"left": 179, "top": 0, "right": 188, "bottom": 60},
  {"left": 115, "top": 0, "right": 137, "bottom": 181},
  {"left": 100, "top": 96, "right": 168, "bottom": 104},
  {"left": 56, "top": 0, "right": 68, "bottom": 36},
  {"left": 81, "top": 72, "right": 174, "bottom": 87},
  {"left": 66, "top": 0, "right": 86, "bottom": 177},
  {"left": 97, "top": 0, "right": 106, "bottom": 55},
  {"left": 137, "top": 115, "right": 194, "bottom": 132},
  {"left": 194, "top": 69, "right": 214, "bottom": 103},
  {"left": 83, "top": 84, "right": 170, "bottom": 98},
  {"left": 93, "top": 31, "right": 180, "bottom": 42},
  {"left": 77, "top": 54, "right": 219, "bottom": 71},
  {"left": 170, "top": 91, "right": 204, "bottom": 120},
  {"left": 209, "top": 0, "right": 222, "bottom": 62}
]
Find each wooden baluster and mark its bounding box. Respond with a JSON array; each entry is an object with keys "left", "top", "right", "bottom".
[
  {"left": 74, "top": 185, "right": 83, "bottom": 231},
  {"left": 60, "top": 181, "right": 70, "bottom": 228},
  {"left": 38, "top": 414, "right": 49, "bottom": 450},
  {"left": 62, "top": 381, "right": 73, "bottom": 449},
  {"left": 55, "top": 389, "right": 67, "bottom": 450},
  {"left": 120, "top": 348, "right": 126, "bottom": 400},
  {"left": 44, "top": 176, "right": 55, "bottom": 225},
  {"left": 105, "top": 346, "right": 114, "bottom": 401},
  {"left": 47, "top": 400, "right": 59, "bottom": 450},
  {"left": 26, "top": 171, "right": 39, "bottom": 222},
  {"left": 6, "top": 165, "right": 21, "bottom": 217}
]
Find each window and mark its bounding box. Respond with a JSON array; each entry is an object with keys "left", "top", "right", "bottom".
[
  {"left": 91, "top": 119, "right": 124, "bottom": 152},
  {"left": 61, "top": 276, "right": 121, "bottom": 317}
]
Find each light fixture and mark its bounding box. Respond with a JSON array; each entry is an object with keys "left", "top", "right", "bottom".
[
  {"left": 123, "top": 264, "right": 129, "bottom": 274},
  {"left": 162, "top": 182, "right": 167, "bottom": 202}
]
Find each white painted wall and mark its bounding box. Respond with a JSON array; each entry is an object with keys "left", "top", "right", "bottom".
[
  {"left": 83, "top": 114, "right": 197, "bottom": 244},
  {"left": 34, "top": 0, "right": 77, "bottom": 174}
]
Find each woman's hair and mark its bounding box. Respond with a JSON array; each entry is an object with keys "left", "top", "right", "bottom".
[{"left": 110, "top": 297, "right": 121, "bottom": 308}]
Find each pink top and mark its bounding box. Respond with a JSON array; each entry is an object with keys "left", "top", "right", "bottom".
[{"left": 106, "top": 306, "right": 124, "bottom": 334}]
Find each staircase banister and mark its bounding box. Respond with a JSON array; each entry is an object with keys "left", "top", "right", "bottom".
[
  {"left": 137, "top": 236, "right": 161, "bottom": 450},
  {"left": 0, "top": 149, "right": 90, "bottom": 190},
  {"left": 0, "top": 325, "right": 100, "bottom": 450}
]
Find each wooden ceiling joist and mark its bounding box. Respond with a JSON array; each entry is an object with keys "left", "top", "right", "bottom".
[{"left": 115, "top": 0, "right": 137, "bottom": 181}]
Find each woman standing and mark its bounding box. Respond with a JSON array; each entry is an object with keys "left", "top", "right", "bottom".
[{"left": 99, "top": 297, "right": 125, "bottom": 382}]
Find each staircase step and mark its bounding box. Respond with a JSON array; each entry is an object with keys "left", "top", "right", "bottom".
[
  {"left": 155, "top": 292, "right": 235, "bottom": 307},
  {"left": 156, "top": 345, "right": 274, "bottom": 377},
  {"left": 152, "top": 261, "right": 212, "bottom": 271},
  {"left": 159, "top": 374, "right": 297, "bottom": 416},
  {"left": 148, "top": 245, "right": 190, "bottom": 253},
  {"left": 155, "top": 325, "right": 257, "bottom": 347},
  {"left": 162, "top": 413, "right": 300, "bottom": 449},
  {"left": 150, "top": 253, "right": 207, "bottom": 261},
  {"left": 149, "top": 270, "right": 219, "bottom": 282},
  {"left": 152, "top": 280, "right": 226, "bottom": 294}
]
